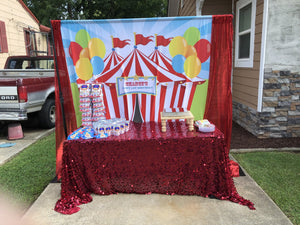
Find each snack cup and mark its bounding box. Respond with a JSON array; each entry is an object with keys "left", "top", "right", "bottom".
[
  {"left": 82, "top": 111, "right": 92, "bottom": 117},
  {"left": 92, "top": 97, "right": 103, "bottom": 103},
  {"left": 82, "top": 121, "right": 93, "bottom": 127},
  {"left": 113, "top": 124, "right": 121, "bottom": 136},
  {"left": 105, "top": 125, "right": 112, "bottom": 136},
  {"left": 118, "top": 121, "right": 125, "bottom": 134},
  {"left": 125, "top": 120, "right": 130, "bottom": 132}
]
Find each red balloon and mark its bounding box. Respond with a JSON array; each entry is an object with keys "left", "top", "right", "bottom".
[
  {"left": 194, "top": 39, "right": 211, "bottom": 63},
  {"left": 69, "top": 42, "right": 83, "bottom": 65}
]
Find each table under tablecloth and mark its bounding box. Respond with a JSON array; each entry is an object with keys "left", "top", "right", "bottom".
[{"left": 55, "top": 121, "right": 254, "bottom": 214}]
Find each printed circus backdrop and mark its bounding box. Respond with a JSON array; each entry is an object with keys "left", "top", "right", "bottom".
[{"left": 60, "top": 16, "right": 212, "bottom": 124}]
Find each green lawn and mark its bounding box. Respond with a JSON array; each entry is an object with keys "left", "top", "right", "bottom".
[
  {"left": 232, "top": 151, "right": 300, "bottom": 225},
  {"left": 0, "top": 132, "right": 56, "bottom": 208}
]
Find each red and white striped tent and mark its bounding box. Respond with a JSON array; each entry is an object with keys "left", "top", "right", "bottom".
[
  {"left": 149, "top": 48, "right": 206, "bottom": 111},
  {"left": 102, "top": 49, "right": 123, "bottom": 74},
  {"left": 94, "top": 47, "right": 187, "bottom": 122}
]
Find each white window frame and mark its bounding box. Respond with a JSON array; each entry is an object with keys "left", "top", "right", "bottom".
[{"left": 235, "top": 0, "right": 256, "bottom": 68}]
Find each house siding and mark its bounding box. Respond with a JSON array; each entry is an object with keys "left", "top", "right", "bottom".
[
  {"left": 202, "top": 0, "right": 232, "bottom": 15},
  {"left": 0, "top": 0, "right": 48, "bottom": 68},
  {"left": 178, "top": 0, "right": 196, "bottom": 16},
  {"left": 232, "top": 0, "right": 263, "bottom": 110}
]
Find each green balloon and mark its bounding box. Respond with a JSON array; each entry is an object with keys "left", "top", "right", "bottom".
[
  {"left": 75, "top": 29, "right": 91, "bottom": 49},
  {"left": 183, "top": 27, "right": 200, "bottom": 46}
]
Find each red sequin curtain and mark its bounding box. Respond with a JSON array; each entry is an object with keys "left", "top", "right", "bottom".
[
  {"left": 51, "top": 20, "right": 78, "bottom": 179},
  {"left": 204, "top": 15, "right": 233, "bottom": 153}
]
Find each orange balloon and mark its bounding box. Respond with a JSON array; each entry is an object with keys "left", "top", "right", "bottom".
[
  {"left": 184, "top": 55, "right": 201, "bottom": 78},
  {"left": 184, "top": 45, "right": 197, "bottom": 58},
  {"left": 79, "top": 48, "right": 90, "bottom": 59}
]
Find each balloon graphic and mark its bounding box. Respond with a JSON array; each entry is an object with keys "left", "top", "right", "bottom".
[
  {"left": 91, "top": 56, "right": 104, "bottom": 75},
  {"left": 184, "top": 55, "right": 201, "bottom": 78},
  {"left": 183, "top": 27, "right": 200, "bottom": 46},
  {"left": 184, "top": 45, "right": 197, "bottom": 58},
  {"left": 194, "top": 39, "right": 211, "bottom": 63},
  {"left": 75, "top": 58, "right": 93, "bottom": 81},
  {"left": 75, "top": 29, "right": 91, "bottom": 48},
  {"left": 172, "top": 54, "right": 185, "bottom": 73},
  {"left": 169, "top": 36, "right": 188, "bottom": 58},
  {"left": 69, "top": 42, "right": 82, "bottom": 65},
  {"left": 88, "top": 38, "right": 106, "bottom": 59},
  {"left": 79, "top": 48, "right": 90, "bottom": 59}
]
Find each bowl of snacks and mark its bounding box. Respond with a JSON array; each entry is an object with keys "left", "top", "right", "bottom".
[{"left": 195, "top": 119, "right": 215, "bottom": 132}]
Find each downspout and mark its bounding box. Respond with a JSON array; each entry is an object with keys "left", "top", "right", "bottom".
[{"left": 257, "top": 0, "right": 269, "bottom": 112}]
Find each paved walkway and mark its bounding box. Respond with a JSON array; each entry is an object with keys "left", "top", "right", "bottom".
[
  {"left": 22, "top": 169, "right": 293, "bottom": 225},
  {"left": 0, "top": 126, "right": 295, "bottom": 225}
]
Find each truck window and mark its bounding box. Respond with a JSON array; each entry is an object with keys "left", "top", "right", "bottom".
[
  {"left": 24, "top": 61, "right": 33, "bottom": 69},
  {"left": 8, "top": 61, "right": 17, "bottom": 69},
  {"left": 33, "top": 59, "right": 54, "bottom": 69},
  {"left": 6, "top": 58, "right": 54, "bottom": 69}
]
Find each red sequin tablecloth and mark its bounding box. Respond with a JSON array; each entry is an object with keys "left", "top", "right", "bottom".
[{"left": 55, "top": 121, "right": 254, "bottom": 214}]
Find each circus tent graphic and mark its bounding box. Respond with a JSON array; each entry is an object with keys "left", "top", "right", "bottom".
[
  {"left": 94, "top": 44, "right": 187, "bottom": 122},
  {"left": 103, "top": 50, "right": 123, "bottom": 73},
  {"left": 102, "top": 36, "right": 128, "bottom": 73},
  {"left": 59, "top": 17, "right": 213, "bottom": 123}
]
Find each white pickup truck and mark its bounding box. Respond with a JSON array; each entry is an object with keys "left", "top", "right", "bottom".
[{"left": 0, "top": 56, "right": 55, "bottom": 128}]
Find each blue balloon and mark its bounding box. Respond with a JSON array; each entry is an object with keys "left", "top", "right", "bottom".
[
  {"left": 91, "top": 56, "right": 104, "bottom": 75},
  {"left": 172, "top": 54, "right": 185, "bottom": 73}
]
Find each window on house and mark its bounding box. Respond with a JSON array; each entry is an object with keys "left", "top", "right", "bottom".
[
  {"left": 235, "top": 0, "right": 256, "bottom": 68},
  {"left": 24, "top": 29, "right": 37, "bottom": 56},
  {"left": 0, "top": 21, "right": 8, "bottom": 53}
]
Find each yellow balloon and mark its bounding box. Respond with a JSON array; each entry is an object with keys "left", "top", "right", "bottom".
[
  {"left": 184, "top": 45, "right": 197, "bottom": 58},
  {"left": 184, "top": 55, "right": 201, "bottom": 78},
  {"left": 75, "top": 58, "right": 93, "bottom": 81},
  {"left": 79, "top": 48, "right": 90, "bottom": 59},
  {"left": 169, "top": 36, "right": 188, "bottom": 58},
  {"left": 88, "top": 38, "right": 106, "bottom": 59}
]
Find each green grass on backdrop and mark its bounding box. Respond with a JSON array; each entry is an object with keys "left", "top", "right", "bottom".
[
  {"left": 70, "top": 82, "right": 82, "bottom": 127},
  {"left": 190, "top": 79, "right": 208, "bottom": 121}
]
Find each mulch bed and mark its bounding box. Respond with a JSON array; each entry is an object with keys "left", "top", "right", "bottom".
[{"left": 230, "top": 122, "right": 300, "bottom": 149}]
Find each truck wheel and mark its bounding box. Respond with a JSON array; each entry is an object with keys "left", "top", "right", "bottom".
[{"left": 39, "top": 98, "right": 55, "bottom": 128}]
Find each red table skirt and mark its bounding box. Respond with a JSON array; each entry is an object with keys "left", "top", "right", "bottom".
[{"left": 55, "top": 121, "right": 254, "bottom": 214}]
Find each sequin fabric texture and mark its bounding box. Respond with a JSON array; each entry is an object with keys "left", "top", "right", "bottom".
[{"left": 55, "top": 121, "right": 254, "bottom": 214}]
